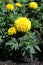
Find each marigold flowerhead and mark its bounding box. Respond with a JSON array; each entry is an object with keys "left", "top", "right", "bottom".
[
  {"left": 14, "top": 17, "right": 31, "bottom": 33},
  {"left": 16, "top": 3, "right": 22, "bottom": 7},
  {"left": 29, "top": 2, "right": 38, "bottom": 10},
  {"left": 6, "top": 4, "right": 14, "bottom": 10},
  {"left": 8, "top": 27, "right": 17, "bottom": 35}
]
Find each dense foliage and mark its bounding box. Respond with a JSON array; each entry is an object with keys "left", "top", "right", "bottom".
[{"left": 0, "top": 0, "right": 43, "bottom": 59}]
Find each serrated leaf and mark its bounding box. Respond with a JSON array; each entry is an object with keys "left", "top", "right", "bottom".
[
  {"left": 6, "top": 41, "right": 14, "bottom": 46},
  {"left": 30, "top": 54, "right": 33, "bottom": 60},
  {"left": 14, "top": 43, "right": 18, "bottom": 50},
  {"left": 0, "top": 36, "right": 3, "bottom": 43},
  {"left": 11, "top": 43, "right": 18, "bottom": 50},
  {"left": 25, "top": 45, "right": 32, "bottom": 50},
  {"left": 30, "top": 46, "right": 36, "bottom": 54},
  {"left": 22, "top": 51, "right": 25, "bottom": 56},
  {"left": 34, "top": 45, "right": 41, "bottom": 52}
]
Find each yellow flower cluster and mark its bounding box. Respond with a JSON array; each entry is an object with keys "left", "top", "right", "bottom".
[
  {"left": 29, "top": 2, "right": 38, "bottom": 10},
  {"left": 8, "top": 27, "right": 17, "bottom": 35},
  {"left": 14, "top": 17, "right": 31, "bottom": 32},
  {"left": 16, "top": 3, "right": 22, "bottom": 7},
  {"left": 8, "top": 17, "right": 31, "bottom": 35},
  {"left": 5, "top": 2, "right": 38, "bottom": 10},
  {"left": 6, "top": 4, "right": 14, "bottom": 10}
]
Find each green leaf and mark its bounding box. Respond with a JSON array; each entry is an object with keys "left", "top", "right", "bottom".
[
  {"left": 30, "top": 46, "right": 36, "bottom": 54},
  {"left": 6, "top": 41, "right": 14, "bottom": 46},
  {"left": 14, "top": 43, "right": 18, "bottom": 50},
  {"left": 0, "top": 36, "right": 3, "bottom": 43},
  {"left": 11, "top": 43, "right": 18, "bottom": 50},
  {"left": 11, "top": 38, "right": 17, "bottom": 43},
  {"left": 30, "top": 18, "right": 42, "bottom": 28},
  {"left": 34, "top": 45, "right": 41, "bottom": 52},
  {"left": 22, "top": 51, "right": 25, "bottom": 56},
  {"left": 30, "top": 53, "right": 33, "bottom": 60},
  {"left": 25, "top": 45, "right": 32, "bottom": 50}
]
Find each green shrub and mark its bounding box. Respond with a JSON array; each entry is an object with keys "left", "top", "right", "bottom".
[{"left": 0, "top": 0, "right": 43, "bottom": 59}]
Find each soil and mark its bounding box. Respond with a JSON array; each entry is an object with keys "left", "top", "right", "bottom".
[{"left": 0, "top": 59, "right": 43, "bottom": 65}]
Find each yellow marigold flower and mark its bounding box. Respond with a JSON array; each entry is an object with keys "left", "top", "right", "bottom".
[
  {"left": 16, "top": 3, "right": 22, "bottom": 7},
  {"left": 29, "top": 2, "right": 38, "bottom": 10},
  {"left": 6, "top": 4, "right": 14, "bottom": 10},
  {"left": 14, "top": 17, "right": 31, "bottom": 32},
  {"left": 8, "top": 27, "right": 17, "bottom": 35}
]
